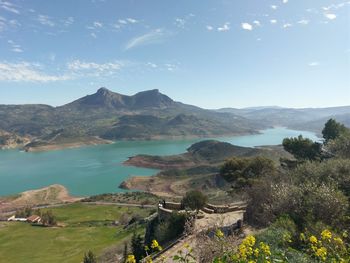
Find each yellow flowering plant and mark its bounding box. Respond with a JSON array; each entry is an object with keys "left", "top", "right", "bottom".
[{"left": 300, "top": 229, "right": 349, "bottom": 262}]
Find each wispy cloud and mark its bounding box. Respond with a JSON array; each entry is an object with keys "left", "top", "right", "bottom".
[
  {"left": 324, "top": 13, "right": 337, "bottom": 20},
  {"left": 8, "top": 40, "right": 23, "bottom": 52},
  {"left": 125, "top": 29, "right": 169, "bottom": 50},
  {"left": 174, "top": 18, "right": 186, "bottom": 28},
  {"left": 241, "top": 23, "right": 253, "bottom": 31},
  {"left": 113, "top": 17, "right": 139, "bottom": 29},
  {"left": 308, "top": 61, "right": 320, "bottom": 67},
  {"left": 253, "top": 20, "right": 261, "bottom": 27},
  {"left": 62, "top": 17, "right": 74, "bottom": 26},
  {"left": 67, "top": 60, "right": 122, "bottom": 73},
  {"left": 270, "top": 19, "right": 277, "bottom": 24},
  {"left": 282, "top": 0, "right": 288, "bottom": 3},
  {"left": 282, "top": 23, "right": 292, "bottom": 29},
  {"left": 271, "top": 5, "right": 278, "bottom": 10},
  {"left": 297, "top": 19, "right": 310, "bottom": 25},
  {"left": 217, "top": 22, "right": 230, "bottom": 32},
  {"left": 206, "top": 25, "right": 214, "bottom": 31},
  {"left": 0, "top": 62, "right": 70, "bottom": 82},
  {"left": 0, "top": 1, "right": 20, "bottom": 14},
  {"left": 37, "top": 14, "right": 55, "bottom": 27}
]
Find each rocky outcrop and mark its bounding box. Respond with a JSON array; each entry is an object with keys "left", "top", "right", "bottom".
[{"left": 0, "top": 130, "right": 30, "bottom": 150}]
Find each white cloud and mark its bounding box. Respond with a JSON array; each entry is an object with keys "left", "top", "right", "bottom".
[
  {"left": 11, "top": 47, "right": 23, "bottom": 52},
  {"left": 324, "top": 13, "right": 337, "bottom": 20},
  {"left": 68, "top": 60, "right": 122, "bottom": 71},
  {"left": 63, "top": 17, "right": 74, "bottom": 26},
  {"left": 126, "top": 18, "right": 138, "bottom": 24},
  {"left": 0, "top": 1, "right": 20, "bottom": 14},
  {"left": 113, "top": 18, "right": 139, "bottom": 29},
  {"left": 217, "top": 22, "right": 230, "bottom": 32},
  {"left": 67, "top": 60, "right": 124, "bottom": 77},
  {"left": 308, "top": 62, "right": 320, "bottom": 67},
  {"left": 174, "top": 18, "right": 186, "bottom": 28},
  {"left": 283, "top": 23, "right": 292, "bottom": 28},
  {"left": 206, "top": 25, "right": 213, "bottom": 31},
  {"left": 90, "top": 32, "right": 97, "bottom": 38},
  {"left": 270, "top": 19, "right": 277, "bottom": 24},
  {"left": 271, "top": 5, "right": 278, "bottom": 10},
  {"left": 282, "top": 0, "right": 288, "bottom": 3},
  {"left": 7, "top": 40, "right": 23, "bottom": 53},
  {"left": 147, "top": 62, "right": 157, "bottom": 68},
  {"left": 37, "top": 15, "right": 55, "bottom": 27},
  {"left": 298, "top": 19, "right": 310, "bottom": 25},
  {"left": 253, "top": 20, "right": 261, "bottom": 26},
  {"left": 118, "top": 19, "right": 127, "bottom": 24},
  {"left": 0, "top": 62, "right": 70, "bottom": 82},
  {"left": 125, "top": 28, "right": 169, "bottom": 50},
  {"left": 241, "top": 23, "right": 253, "bottom": 31},
  {"left": 93, "top": 21, "right": 103, "bottom": 28}
]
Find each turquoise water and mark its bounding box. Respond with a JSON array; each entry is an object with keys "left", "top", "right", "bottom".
[{"left": 0, "top": 128, "right": 319, "bottom": 197}]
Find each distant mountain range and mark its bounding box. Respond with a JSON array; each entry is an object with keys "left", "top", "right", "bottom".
[
  {"left": 0, "top": 88, "right": 349, "bottom": 150},
  {"left": 216, "top": 106, "right": 350, "bottom": 133}
]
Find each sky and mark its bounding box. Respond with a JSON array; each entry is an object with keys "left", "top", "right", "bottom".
[{"left": 0, "top": 0, "right": 349, "bottom": 109}]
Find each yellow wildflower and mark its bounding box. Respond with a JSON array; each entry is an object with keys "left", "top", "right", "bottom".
[
  {"left": 242, "top": 235, "right": 256, "bottom": 247},
  {"left": 315, "top": 247, "right": 327, "bottom": 261},
  {"left": 125, "top": 254, "right": 136, "bottom": 263},
  {"left": 239, "top": 244, "right": 247, "bottom": 259},
  {"left": 254, "top": 248, "right": 259, "bottom": 257},
  {"left": 151, "top": 240, "right": 159, "bottom": 249},
  {"left": 309, "top": 235, "right": 318, "bottom": 244},
  {"left": 300, "top": 233, "right": 306, "bottom": 241},
  {"left": 321, "top": 229, "right": 332, "bottom": 241},
  {"left": 259, "top": 242, "right": 271, "bottom": 256},
  {"left": 333, "top": 237, "right": 344, "bottom": 247},
  {"left": 216, "top": 229, "right": 224, "bottom": 238}
]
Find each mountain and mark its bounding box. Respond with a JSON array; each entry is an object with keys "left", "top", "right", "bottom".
[
  {"left": 1, "top": 88, "right": 348, "bottom": 150},
  {"left": 63, "top": 88, "right": 176, "bottom": 111},
  {"left": 0, "top": 88, "right": 261, "bottom": 149},
  {"left": 217, "top": 106, "right": 350, "bottom": 132}
]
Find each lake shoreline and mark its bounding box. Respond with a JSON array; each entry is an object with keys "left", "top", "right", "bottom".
[{"left": 0, "top": 128, "right": 320, "bottom": 197}]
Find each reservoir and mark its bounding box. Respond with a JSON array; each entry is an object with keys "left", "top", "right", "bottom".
[{"left": 0, "top": 127, "right": 319, "bottom": 196}]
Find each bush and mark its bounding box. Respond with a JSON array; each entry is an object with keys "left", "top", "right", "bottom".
[
  {"left": 220, "top": 156, "right": 276, "bottom": 188},
  {"left": 181, "top": 190, "right": 207, "bottom": 210}
]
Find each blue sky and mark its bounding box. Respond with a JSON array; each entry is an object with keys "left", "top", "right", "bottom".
[{"left": 0, "top": 0, "right": 349, "bottom": 108}]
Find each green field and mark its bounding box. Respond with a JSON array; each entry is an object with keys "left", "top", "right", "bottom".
[{"left": 0, "top": 203, "right": 153, "bottom": 263}]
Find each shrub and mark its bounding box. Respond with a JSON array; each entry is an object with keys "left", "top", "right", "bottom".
[{"left": 181, "top": 190, "right": 207, "bottom": 210}]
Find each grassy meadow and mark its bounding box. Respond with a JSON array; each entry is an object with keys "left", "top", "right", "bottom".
[{"left": 0, "top": 203, "right": 153, "bottom": 263}]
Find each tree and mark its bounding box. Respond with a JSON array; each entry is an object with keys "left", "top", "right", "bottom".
[
  {"left": 131, "top": 233, "right": 145, "bottom": 262},
  {"left": 83, "top": 250, "right": 97, "bottom": 263},
  {"left": 220, "top": 156, "right": 276, "bottom": 188},
  {"left": 181, "top": 190, "right": 207, "bottom": 210},
  {"left": 40, "top": 210, "right": 57, "bottom": 226},
  {"left": 322, "top": 118, "right": 347, "bottom": 142},
  {"left": 282, "top": 135, "right": 321, "bottom": 160}
]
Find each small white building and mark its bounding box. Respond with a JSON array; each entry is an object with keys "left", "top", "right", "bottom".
[{"left": 7, "top": 215, "right": 27, "bottom": 222}]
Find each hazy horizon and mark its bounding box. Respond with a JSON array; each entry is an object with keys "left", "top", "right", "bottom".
[{"left": 0, "top": 0, "right": 349, "bottom": 108}]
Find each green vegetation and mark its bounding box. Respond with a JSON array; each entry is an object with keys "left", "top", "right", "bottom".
[
  {"left": 83, "top": 250, "right": 97, "bottom": 263},
  {"left": 0, "top": 203, "right": 152, "bottom": 263},
  {"left": 220, "top": 156, "right": 276, "bottom": 189},
  {"left": 181, "top": 190, "right": 208, "bottom": 210},
  {"left": 82, "top": 191, "right": 159, "bottom": 206},
  {"left": 282, "top": 135, "right": 322, "bottom": 160},
  {"left": 322, "top": 118, "right": 348, "bottom": 142},
  {"left": 145, "top": 212, "right": 187, "bottom": 247}
]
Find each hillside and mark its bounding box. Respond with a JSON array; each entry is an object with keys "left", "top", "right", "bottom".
[
  {"left": 121, "top": 140, "right": 292, "bottom": 198},
  {"left": 0, "top": 88, "right": 260, "bottom": 150},
  {"left": 217, "top": 106, "right": 350, "bottom": 132}
]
